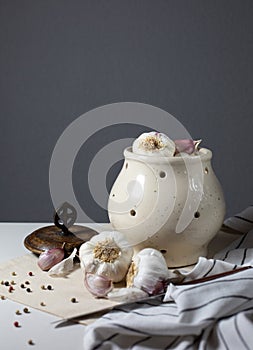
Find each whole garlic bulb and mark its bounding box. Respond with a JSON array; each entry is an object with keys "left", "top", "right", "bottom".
[
  {"left": 126, "top": 248, "right": 174, "bottom": 295},
  {"left": 132, "top": 131, "right": 175, "bottom": 157},
  {"left": 79, "top": 231, "right": 133, "bottom": 283}
]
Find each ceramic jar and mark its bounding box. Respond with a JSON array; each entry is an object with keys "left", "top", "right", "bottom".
[{"left": 107, "top": 147, "right": 226, "bottom": 268}]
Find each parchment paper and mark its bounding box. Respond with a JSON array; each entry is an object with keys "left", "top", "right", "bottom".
[
  {"left": 0, "top": 254, "right": 119, "bottom": 325},
  {"left": 0, "top": 228, "right": 240, "bottom": 326}
]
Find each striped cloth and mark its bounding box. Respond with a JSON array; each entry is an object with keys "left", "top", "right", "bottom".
[
  {"left": 223, "top": 206, "right": 253, "bottom": 234},
  {"left": 83, "top": 209, "right": 253, "bottom": 350}
]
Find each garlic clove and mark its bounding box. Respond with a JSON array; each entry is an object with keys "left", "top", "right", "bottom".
[
  {"left": 174, "top": 139, "right": 202, "bottom": 155},
  {"left": 48, "top": 248, "right": 77, "bottom": 277},
  {"left": 84, "top": 272, "right": 113, "bottom": 298},
  {"left": 38, "top": 247, "right": 65, "bottom": 271},
  {"left": 174, "top": 139, "right": 195, "bottom": 155},
  {"left": 107, "top": 287, "right": 148, "bottom": 303}
]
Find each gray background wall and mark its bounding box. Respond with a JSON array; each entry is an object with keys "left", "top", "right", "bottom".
[{"left": 1, "top": 0, "right": 253, "bottom": 223}]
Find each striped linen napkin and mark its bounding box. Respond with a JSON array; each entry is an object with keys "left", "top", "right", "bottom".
[
  {"left": 83, "top": 208, "right": 253, "bottom": 350},
  {"left": 223, "top": 206, "right": 253, "bottom": 234}
]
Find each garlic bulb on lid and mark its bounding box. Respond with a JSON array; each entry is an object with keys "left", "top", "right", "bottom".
[{"left": 79, "top": 231, "right": 133, "bottom": 283}]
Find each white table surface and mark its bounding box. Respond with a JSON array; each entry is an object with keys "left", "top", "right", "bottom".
[
  {"left": 0, "top": 222, "right": 240, "bottom": 350},
  {"left": 0, "top": 222, "right": 108, "bottom": 350}
]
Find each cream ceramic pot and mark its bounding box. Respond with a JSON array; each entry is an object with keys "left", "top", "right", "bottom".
[{"left": 108, "top": 147, "right": 226, "bottom": 267}]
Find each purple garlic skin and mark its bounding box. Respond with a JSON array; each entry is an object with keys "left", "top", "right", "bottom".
[
  {"left": 38, "top": 248, "right": 65, "bottom": 271},
  {"left": 174, "top": 139, "right": 196, "bottom": 155},
  {"left": 84, "top": 272, "right": 113, "bottom": 298},
  {"left": 142, "top": 279, "right": 167, "bottom": 296}
]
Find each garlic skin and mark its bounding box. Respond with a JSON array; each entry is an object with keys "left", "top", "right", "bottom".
[
  {"left": 132, "top": 131, "right": 175, "bottom": 157},
  {"left": 79, "top": 231, "right": 133, "bottom": 283},
  {"left": 84, "top": 272, "right": 113, "bottom": 297},
  {"left": 107, "top": 287, "right": 148, "bottom": 302},
  {"left": 48, "top": 248, "right": 77, "bottom": 277},
  {"left": 38, "top": 248, "right": 65, "bottom": 271},
  {"left": 126, "top": 248, "right": 174, "bottom": 295}
]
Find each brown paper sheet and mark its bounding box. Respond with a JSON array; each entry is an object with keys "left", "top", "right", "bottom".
[{"left": 0, "top": 254, "right": 119, "bottom": 325}]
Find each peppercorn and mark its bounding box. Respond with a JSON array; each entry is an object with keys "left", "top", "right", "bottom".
[
  {"left": 28, "top": 272, "right": 33, "bottom": 276},
  {"left": 26, "top": 288, "right": 32, "bottom": 293},
  {"left": 4, "top": 281, "right": 9, "bottom": 286},
  {"left": 11, "top": 280, "right": 16, "bottom": 285},
  {"left": 12, "top": 272, "right": 17, "bottom": 276},
  {"left": 15, "top": 310, "right": 21, "bottom": 315},
  {"left": 41, "top": 285, "right": 46, "bottom": 290},
  {"left": 8, "top": 286, "right": 14, "bottom": 293},
  {"left": 13, "top": 321, "right": 20, "bottom": 327},
  {"left": 20, "top": 283, "right": 25, "bottom": 288},
  {"left": 40, "top": 302, "right": 46, "bottom": 306},
  {"left": 28, "top": 339, "right": 35, "bottom": 345},
  {"left": 47, "top": 285, "right": 53, "bottom": 290},
  {"left": 1, "top": 295, "right": 6, "bottom": 300},
  {"left": 23, "top": 307, "right": 30, "bottom": 313},
  {"left": 71, "top": 297, "right": 77, "bottom": 303},
  {"left": 25, "top": 281, "right": 30, "bottom": 285}
]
